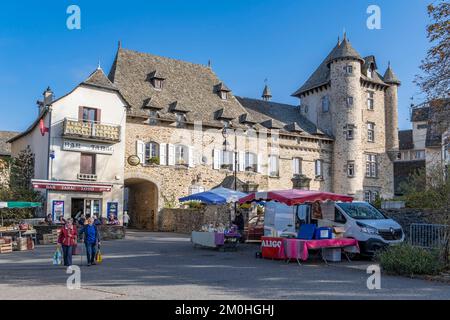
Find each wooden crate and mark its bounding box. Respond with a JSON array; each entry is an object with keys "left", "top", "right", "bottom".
[
  {"left": 0, "top": 243, "right": 13, "bottom": 254},
  {"left": 40, "top": 234, "right": 58, "bottom": 245}
]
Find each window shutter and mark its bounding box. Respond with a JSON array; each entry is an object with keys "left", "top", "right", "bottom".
[
  {"left": 78, "top": 106, "right": 84, "bottom": 121},
  {"left": 136, "top": 140, "right": 145, "bottom": 165},
  {"left": 232, "top": 152, "right": 236, "bottom": 171},
  {"left": 167, "top": 144, "right": 175, "bottom": 165},
  {"left": 257, "top": 154, "right": 263, "bottom": 173},
  {"left": 159, "top": 143, "right": 167, "bottom": 165},
  {"left": 213, "top": 149, "right": 220, "bottom": 169},
  {"left": 96, "top": 108, "right": 101, "bottom": 122},
  {"left": 238, "top": 152, "right": 245, "bottom": 172},
  {"left": 188, "top": 146, "right": 195, "bottom": 167}
]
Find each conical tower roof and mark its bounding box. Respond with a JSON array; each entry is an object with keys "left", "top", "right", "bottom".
[
  {"left": 383, "top": 63, "right": 401, "bottom": 85},
  {"left": 326, "top": 34, "right": 364, "bottom": 65},
  {"left": 262, "top": 84, "right": 272, "bottom": 100}
]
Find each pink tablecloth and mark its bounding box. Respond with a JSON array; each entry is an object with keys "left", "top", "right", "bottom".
[{"left": 283, "top": 238, "right": 359, "bottom": 261}]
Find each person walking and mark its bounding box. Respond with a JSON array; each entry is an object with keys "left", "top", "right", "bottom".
[
  {"left": 123, "top": 211, "right": 130, "bottom": 228},
  {"left": 57, "top": 218, "right": 78, "bottom": 267},
  {"left": 80, "top": 217, "right": 101, "bottom": 266}
]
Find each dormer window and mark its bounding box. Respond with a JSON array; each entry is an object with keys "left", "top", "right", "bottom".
[
  {"left": 153, "top": 78, "right": 163, "bottom": 90},
  {"left": 322, "top": 96, "right": 330, "bottom": 113},
  {"left": 175, "top": 113, "right": 186, "bottom": 128},
  {"left": 149, "top": 70, "right": 165, "bottom": 90},
  {"left": 216, "top": 82, "right": 231, "bottom": 100},
  {"left": 367, "top": 64, "right": 375, "bottom": 79}
]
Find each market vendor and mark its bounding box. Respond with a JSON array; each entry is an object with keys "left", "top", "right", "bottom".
[
  {"left": 232, "top": 211, "right": 245, "bottom": 235},
  {"left": 311, "top": 201, "right": 323, "bottom": 224}
]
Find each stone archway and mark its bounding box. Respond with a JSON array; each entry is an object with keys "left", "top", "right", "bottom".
[{"left": 124, "top": 177, "right": 159, "bottom": 230}]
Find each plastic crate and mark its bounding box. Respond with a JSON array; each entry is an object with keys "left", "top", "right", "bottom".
[{"left": 315, "top": 227, "right": 333, "bottom": 239}]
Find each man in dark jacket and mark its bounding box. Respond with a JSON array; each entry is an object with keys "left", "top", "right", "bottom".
[{"left": 79, "top": 217, "right": 101, "bottom": 266}]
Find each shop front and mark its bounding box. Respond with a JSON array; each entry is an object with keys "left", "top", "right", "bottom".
[{"left": 32, "top": 179, "right": 123, "bottom": 221}]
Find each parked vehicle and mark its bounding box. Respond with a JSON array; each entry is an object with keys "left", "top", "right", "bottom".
[
  {"left": 333, "top": 201, "right": 404, "bottom": 255},
  {"left": 265, "top": 200, "right": 404, "bottom": 255},
  {"left": 244, "top": 215, "right": 264, "bottom": 242}
]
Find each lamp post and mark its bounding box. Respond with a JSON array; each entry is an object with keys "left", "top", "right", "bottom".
[{"left": 222, "top": 126, "right": 239, "bottom": 226}]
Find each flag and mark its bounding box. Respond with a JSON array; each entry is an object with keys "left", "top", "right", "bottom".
[{"left": 39, "top": 119, "right": 49, "bottom": 136}]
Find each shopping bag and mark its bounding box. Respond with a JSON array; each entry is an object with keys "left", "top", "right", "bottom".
[
  {"left": 52, "top": 248, "right": 62, "bottom": 265},
  {"left": 72, "top": 244, "right": 81, "bottom": 255},
  {"left": 95, "top": 250, "right": 102, "bottom": 264}
]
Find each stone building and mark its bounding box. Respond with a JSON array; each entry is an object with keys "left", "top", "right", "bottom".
[
  {"left": 9, "top": 69, "right": 128, "bottom": 221},
  {"left": 291, "top": 34, "right": 400, "bottom": 202},
  {"left": 7, "top": 35, "right": 400, "bottom": 229},
  {"left": 0, "top": 131, "right": 18, "bottom": 187},
  {"left": 394, "top": 99, "right": 450, "bottom": 191}
]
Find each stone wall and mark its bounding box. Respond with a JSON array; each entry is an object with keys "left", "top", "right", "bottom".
[
  {"left": 159, "top": 205, "right": 232, "bottom": 234},
  {"left": 0, "top": 156, "right": 10, "bottom": 187},
  {"left": 382, "top": 208, "right": 441, "bottom": 239}
]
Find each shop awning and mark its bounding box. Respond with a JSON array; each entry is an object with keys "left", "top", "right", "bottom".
[
  {"left": 179, "top": 187, "right": 247, "bottom": 205},
  {"left": 0, "top": 202, "right": 42, "bottom": 209},
  {"left": 238, "top": 190, "right": 353, "bottom": 206}
]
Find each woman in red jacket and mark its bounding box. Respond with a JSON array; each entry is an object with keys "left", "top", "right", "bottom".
[{"left": 57, "top": 218, "right": 78, "bottom": 266}]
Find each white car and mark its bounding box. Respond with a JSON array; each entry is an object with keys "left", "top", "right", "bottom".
[{"left": 334, "top": 201, "right": 404, "bottom": 255}]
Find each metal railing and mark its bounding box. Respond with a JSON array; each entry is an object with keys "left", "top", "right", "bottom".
[
  {"left": 63, "top": 118, "right": 121, "bottom": 143},
  {"left": 409, "top": 223, "right": 449, "bottom": 249}
]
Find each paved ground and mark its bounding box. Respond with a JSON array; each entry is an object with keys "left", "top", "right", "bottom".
[{"left": 0, "top": 231, "right": 449, "bottom": 300}]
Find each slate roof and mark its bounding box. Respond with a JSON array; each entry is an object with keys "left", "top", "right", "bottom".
[
  {"left": 383, "top": 64, "right": 401, "bottom": 85},
  {"left": 0, "top": 131, "right": 19, "bottom": 156},
  {"left": 411, "top": 105, "right": 430, "bottom": 122},
  {"left": 292, "top": 37, "right": 391, "bottom": 97},
  {"left": 236, "top": 97, "right": 330, "bottom": 138},
  {"left": 425, "top": 99, "right": 450, "bottom": 147},
  {"left": 398, "top": 130, "right": 414, "bottom": 150},
  {"left": 82, "top": 68, "right": 119, "bottom": 91},
  {"left": 108, "top": 48, "right": 248, "bottom": 126},
  {"left": 262, "top": 85, "right": 272, "bottom": 98}
]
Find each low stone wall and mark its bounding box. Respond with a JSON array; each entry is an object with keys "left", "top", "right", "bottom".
[
  {"left": 34, "top": 224, "right": 125, "bottom": 241},
  {"left": 382, "top": 208, "right": 441, "bottom": 239},
  {"left": 159, "top": 205, "right": 231, "bottom": 234}
]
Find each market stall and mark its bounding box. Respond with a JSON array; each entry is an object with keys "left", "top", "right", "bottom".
[
  {"left": 239, "top": 190, "right": 359, "bottom": 264},
  {"left": 0, "top": 202, "right": 41, "bottom": 254},
  {"left": 180, "top": 187, "right": 246, "bottom": 250}
]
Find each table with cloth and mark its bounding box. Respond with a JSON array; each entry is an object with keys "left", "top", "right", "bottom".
[{"left": 283, "top": 238, "right": 359, "bottom": 264}]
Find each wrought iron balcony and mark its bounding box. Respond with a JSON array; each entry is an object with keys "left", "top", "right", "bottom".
[{"left": 63, "top": 118, "right": 121, "bottom": 143}]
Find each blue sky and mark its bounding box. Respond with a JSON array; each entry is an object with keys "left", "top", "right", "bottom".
[{"left": 0, "top": 0, "right": 431, "bottom": 132}]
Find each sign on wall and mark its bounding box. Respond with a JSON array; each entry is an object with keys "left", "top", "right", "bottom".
[
  {"left": 52, "top": 200, "right": 64, "bottom": 221},
  {"left": 62, "top": 139, "right": 114, "bottom": 155},
  {"left": 107, "top": 202, "right": 119, "bottom": 219}
]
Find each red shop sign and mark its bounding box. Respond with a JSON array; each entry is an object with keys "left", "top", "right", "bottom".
[
  {"left": 32, "top": 180, "right": 112, "bottom": 193},
  {"left": 261, "top": 236, "right": 286, "bottom": 260}
]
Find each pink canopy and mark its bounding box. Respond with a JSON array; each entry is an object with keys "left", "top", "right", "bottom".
[{"left": 238, "top": 189, "right": 353, "bottom": 206}]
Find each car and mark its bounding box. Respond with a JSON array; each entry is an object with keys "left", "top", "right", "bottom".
[
  {"left": 244, "top": 215, "right": 264, "bottom": 242},
  {"left": 333, "top": 201, "right": 405, "bottom": 255}
]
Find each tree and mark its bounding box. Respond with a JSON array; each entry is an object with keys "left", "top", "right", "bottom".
[
  {"left": 0, "top": 147, "right": 42, "bottom": 222},
  {"left": 415, "top": 0, "right": 450, "bottom": 99}
]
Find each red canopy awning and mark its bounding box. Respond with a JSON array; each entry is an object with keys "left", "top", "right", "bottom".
[{"left": 238, "top": 189, "right": 353, "bottom": 206}]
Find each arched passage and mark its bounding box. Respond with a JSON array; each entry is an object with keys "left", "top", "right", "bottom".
[{"left": 124, "top": 177, "right": 159, "bottom": 230}]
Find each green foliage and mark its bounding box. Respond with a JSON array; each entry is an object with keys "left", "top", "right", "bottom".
[
  {"left": 0, "top": 147, "right": 42, "bottom": 221},
  {"left": 162, "top": 193, "right": 177, "bottom": 209},
  {"left": 181, "top": 200, "right": 204, "bottom": 209},
  {"left": 148, "top": 156, "right": 160, "bottom": 165},
  {"left": 376, "top": 243, "right": 445, "bottom": 276}
]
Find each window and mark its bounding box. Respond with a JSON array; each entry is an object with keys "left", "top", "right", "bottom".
[
  {"left": 80, "top": 153, "right": 96, "bottom": 174},
  {"left": 304, "top": 105, "right": 309, "bottom": 114},
  {"left": 293, "top": 157, "right": 302, "bottom": 176},
  {"left": 367, "top": 66, "right": 374, "bottom": 79},
  {"left": 346, "top": 96, "right": 354, "bottom": 108},
  {"left": 269, "top": 155, "right": 279, "bottom": 177},
  {"left": 222, "top": 150, "right": 233, "bottom": 170},
  {"left": 414, "top": 150, "right": 425, "bottom": 160},
  {"left": 367, "top": 122, "right": 375, "bottom": 142},
  {"left": 334, "top": 208, "right": 347, "bottom": 224},
  {"left": 175, "top": 113, "right": 186, "bottom": 128},
  {"left": 345, "top": 126, "right": 354, "bottom": 140},
  {"left": 149, "top": 110, "right": 158, "bottom": 125},
  {"left": 175, "top": 145, "right": 188, "bottom": 166},
  {"left": 315, "top": 159, "right": 323, "bottom": 178},
  {"left": 153, "top": 78, "right": 163, "bottom": 90},
  {"left": 347, "top": 161, "right": 355, "bottom": 177},
  {"left": 364, "top": 190, "right": 379, "bottom": 203},
  {"left": 245, "top": 152, "right": 257, "bottom": 172},
  {"left": 81, "top": 107, "right": 98, "bottom": 122},
  {"left": 367, "top": 92, "right": 375, "bottom": 110},
  {"left": 145, "top": 142, "right": 159, "bottom": 165},
  {"left": 345, "top": 65, "right": 353, "bottom": 74},
  {"left": 220, "top": 91, "right": 228, "bottom": 100},
  {"left": 365, "top": 154, "right": 377, "bottom": 178},
  {"left": 417, "top": 124, "right": 428, "bottom": 130},
  {"left": 321, "top": 96, "right": 330, "bottom": 113}
]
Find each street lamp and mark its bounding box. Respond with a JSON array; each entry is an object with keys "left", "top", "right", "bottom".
[{"left": 221, "top": 126, "right": 238, "bottom": 191}]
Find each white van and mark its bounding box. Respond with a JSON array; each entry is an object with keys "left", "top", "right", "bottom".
[{"left": 264, "top": 201, "right": 404, "bottom": 255}]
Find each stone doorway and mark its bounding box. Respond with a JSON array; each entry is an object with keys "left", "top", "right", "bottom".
[{"left": 124, "top": 178, "right": 159, "bottom": 230}]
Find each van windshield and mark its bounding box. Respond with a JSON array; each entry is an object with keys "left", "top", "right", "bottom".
[{"left": 336, "top": 202, "right": 386, "bottom": 220}]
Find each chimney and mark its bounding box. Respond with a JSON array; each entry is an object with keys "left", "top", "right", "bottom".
[{"left": 37, "top": 87, "right": 54, "bottom": 115}]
